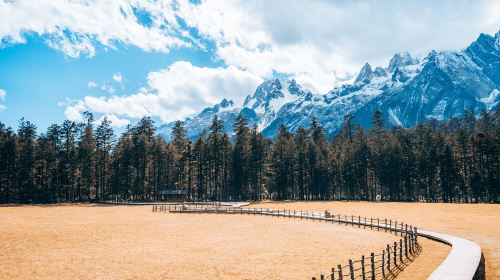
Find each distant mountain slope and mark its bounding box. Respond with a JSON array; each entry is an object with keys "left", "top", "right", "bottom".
[
  {"left": 159, "top": 79, "right": 310, "bottom": 140},
  {"left": 159, "top": 31, "right": 500, "bottom": 140}
]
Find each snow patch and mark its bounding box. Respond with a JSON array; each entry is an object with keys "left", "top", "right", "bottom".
[
  {"left": 427, "top": 100, "right": 447, "bottom": 120},
  {"left": 388, "top": 108, "right": 403, "bottom": 126},
  {"left": 480, "top": 89, "right": 500, "bottom": 110}
]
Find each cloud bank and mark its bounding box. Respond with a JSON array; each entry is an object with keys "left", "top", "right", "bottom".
[
  {"left": 2, "top": 0, "right": 499, "bottom": 125},
  {"left": 0, "top": 0, "right": 195, "bottom": 58},
  {"left": 64, "top": 61, "right": 262, "bottom": 123}
]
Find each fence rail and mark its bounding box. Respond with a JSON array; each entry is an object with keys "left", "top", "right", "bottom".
[{"left": 153, "top": 204, "right": 421, "bottom": 280}]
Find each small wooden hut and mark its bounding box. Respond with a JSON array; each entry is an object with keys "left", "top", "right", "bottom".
[{"left": 157, "top": 189, "right": 187, "bottom": 202}]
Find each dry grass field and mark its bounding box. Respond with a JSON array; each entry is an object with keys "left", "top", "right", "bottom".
[
  {"left": 1, "top": 204, "right": 405, "bottom": 280},
  {"left": 0, "top": 203, "right": 495, "bottom": 280},
  {"left": 249, "top": 201, "right": 500, "bottom": 280}
]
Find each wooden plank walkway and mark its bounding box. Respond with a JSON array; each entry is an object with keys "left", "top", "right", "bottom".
[{"left": 419, "top": 230, "right": 483, "bottom": 280}]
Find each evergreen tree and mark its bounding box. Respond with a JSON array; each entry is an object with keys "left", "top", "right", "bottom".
[
  {"left": 1, "top": 108, "right": 498, "bottom": 204},
  {"left": 95, "top": 116, "right": 115, "bottom": 200}
]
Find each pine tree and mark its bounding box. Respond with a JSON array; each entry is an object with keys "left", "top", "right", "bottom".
[
  {"left": 95, "top": 116, "right": 115, "bottom": 200},
  {"left": 17, "top": 119, "right": 37, "bottom": 203},
  {"left": 77, "top": 112, "right": 96, "bottom": 201},
  {"left": 232, "top": 114, "right": 250, "bottom": 200}
]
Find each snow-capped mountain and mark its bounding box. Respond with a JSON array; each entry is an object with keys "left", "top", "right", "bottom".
[
  {"left": 242, "top": 78, "right": 309, "bottom": 131},
  {"left": 160, "top": 31, "right": 500, "bottom": 140},
  {"left": 263, "top": 31, "right": 500, "bottom": 137},
  {"left": 158, "top": 78, "right": 310, "bottom": 140}
]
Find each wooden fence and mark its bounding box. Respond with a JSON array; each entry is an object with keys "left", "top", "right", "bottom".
[{"left": 152, "top": 204, "right": 421, "bottom": 280}]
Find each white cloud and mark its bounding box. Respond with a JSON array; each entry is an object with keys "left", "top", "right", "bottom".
[
  {"left": 100, "top": 84, "right": 116, "bottom": 95},
  {"left": 4, "top": 0, "right": 500, "bottom": 123},
  {"left": 178, "top": 0, "right": 500, "bottom": 92},
  {"left": 0, "top": 89, "right": 6, "bottom": 111},
  {"left": 95, "top": 114, "right": 130, "bottom": 128},
  {"left": 112, "top": 72, "right": 123, "bottom": 83},
  {"left": 63, "top": 99, "right": 85, "bottom": 122},
  {"left": 87, "top": 81, "right": 98, "bottom": 88},
  {"left": 64, "top": 61, "right": 262, "bottom": 123},
  {"left": 0, "top": 0, "right": 194, "bottom": 58},
  {"left": 2, "top": 0, "right": 499, "bottom": 92}
]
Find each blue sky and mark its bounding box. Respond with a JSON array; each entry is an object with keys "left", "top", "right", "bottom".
[
  {"left": 0, "top": 32, "right": 218, "bottom": 130},
  {"left": 0, "top": 0, "right": 499, "bottom": 132}
]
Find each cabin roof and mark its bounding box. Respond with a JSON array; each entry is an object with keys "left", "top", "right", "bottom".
[{"left": 157, "top": 189, "right": 187, "bottom": 195}]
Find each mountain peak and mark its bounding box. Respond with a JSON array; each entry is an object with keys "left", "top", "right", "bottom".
[
  {"left": 373, "top": 66, "right": 388, "bottom": 77},
  {"left": 243, "top": 78, "right": 307, "bottom": 109},
  {"left": 471, "top": 33, "right": 497, "bottom": 47},
  {"left": 388, "top": 52, "right": 417, "bottom": 72},
  {"left": 219, "top": 98, "right": 234, "bottom": 108},
  {"left": 467, "top": 31, "right": 499, "bottom": 54},
  {"left": 354, "top": 63, "right": 373, "bottom": 84}
]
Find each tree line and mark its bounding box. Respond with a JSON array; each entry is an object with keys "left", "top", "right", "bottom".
[{"left": 0, "top": 109, "right": 498, "bottom": 204}]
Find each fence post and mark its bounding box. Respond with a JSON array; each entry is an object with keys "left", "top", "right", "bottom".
[
  {"left": 358, "top": 216, "right": 361, "bottom": 228},
  {"left": 370, "top": 253, "right": 375, "bottom": 280},
  {"left": 405, "top": 234, "right": 408, "bottom": 257},
  {"left": 385, "top": 219, "right": 387, "bottom": 232},
  {"left": 351, "top": 215, "right": 354, "bottom": 225},
  {"left": 386, "top": 244, "right": 390, "bottom": 271},
  {"left": 361, "top": 255, "right": 366, "bottom": 280},
  {"left": 312, "top": 277, "right": 316, "bottom": 280},
  {"left": 399, "top": 239, "right": 403, "bottom": 263},
  {"left": 377, "top": 218, "right": 379, "bottom": 231},
  {"left": 393, "top": 241, "right": 397, "bottom": 267},
  {"left": 338, "top": 264, "right": 343, "bottom": 280},
  {"left": 345, "top": 215, "right": 347, "bottom": 226},
  {"left": 370, "top": 217, "right": 373, "bottom": 229},
  {"left": 364, "top": 217, "right": 366, "bottom": 229},
  {"left": 389, "top": 219, "right": 392, "bottom": 234},
  {"left": 349, "top": 259, "right": 354, "bottom": 280},
  {"left": 331, "top": 268, "right": 335, "bottom": 280},
  {"left": 415, "top": 227, "right": 418, "bottom": 245},
  {"left": 411, "top": 229, "right": 415, "bottom": 254},
  {"left": 409, "top": 229, "right": 412, "bottom": 255},
  {"left": 401, "top": 222, "right": 404, "bottom": 237},
  {"left": 320, "top": 275, "right": 324, "bottom": 280},
  {"left": 409, "top": 226, "right": 413, "bottom": 254},
  {"left": 382, "top": 250, "right": 385, "bottom": 278}
]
